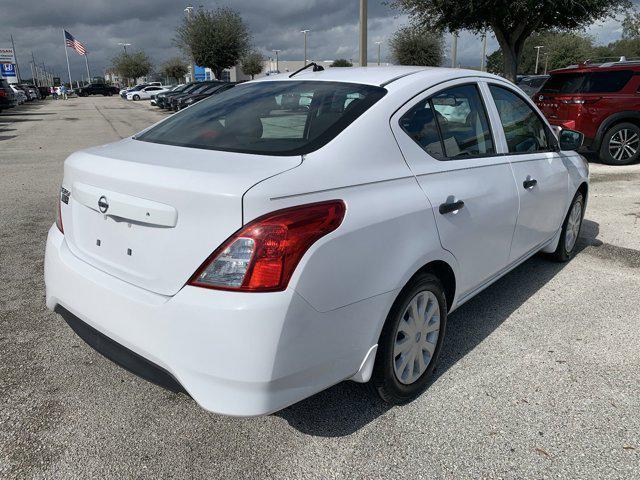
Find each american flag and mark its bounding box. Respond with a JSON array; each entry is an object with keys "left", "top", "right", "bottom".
[{"left": 64, "top": 30, "right": 87, "bottom": 55}]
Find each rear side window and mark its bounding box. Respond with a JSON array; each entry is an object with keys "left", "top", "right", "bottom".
[
  {"left": 541, "top": 70, "right": 633, "bottom": 94},
  {"left": 490, "top": 85, "right": 552, "bottom": 154},
  {"left": 137, "top": 81, "right": 386, "bottom": 155},
  {"left": 400, "top": 84, "right": 495, "bottom": 159}
]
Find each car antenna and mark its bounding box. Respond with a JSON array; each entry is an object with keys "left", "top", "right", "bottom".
[{"left": 289, "top": 62, "right": 325, "bottom": 78}]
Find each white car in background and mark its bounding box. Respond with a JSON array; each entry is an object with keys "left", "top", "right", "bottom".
[
  {"left": 127, "top": 85, "right": 171, "bottom": 101},
  {"left": 10, "top": 85, "right": 27, "bottom": 104},
  {"left": 45, "top": 66, "right": 589, "bottom": 416}
]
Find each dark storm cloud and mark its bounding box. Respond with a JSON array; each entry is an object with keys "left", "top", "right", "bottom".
[
  {"left": 2, "top": 0, "right": 627, "bottom": 83},
  {"left": 3, "top": 0, "right": 407, "bottom": 82}
]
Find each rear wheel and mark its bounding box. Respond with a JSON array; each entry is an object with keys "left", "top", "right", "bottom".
[
  {"left": 599, "top": 122, "right": 640, "bottom": 165},
  {"left": 371, "top": 273, "right": 447, "bottom": 405}
]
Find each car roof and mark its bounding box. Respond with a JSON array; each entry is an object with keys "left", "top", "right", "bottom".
[
  {"left": 549, "top": 61, "right": 640, "bottom": 75},
  {"left": 249, "top": 66, "right": 503, "bottom": 89}
]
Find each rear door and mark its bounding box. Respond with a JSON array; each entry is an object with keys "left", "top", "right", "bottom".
[
  {"left": 487, "top": 83, "right": 568, "bottom": 261},
  {"left": 391, "top": 79, "right": 520, "bottom": 298}
]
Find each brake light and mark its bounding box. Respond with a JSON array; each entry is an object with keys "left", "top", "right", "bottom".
[
  {"left": 0, "top": 90, "right": 6, "bottom": 98},
  {"left": 189, "top": 200, "right": 346, "bottom": 292}
]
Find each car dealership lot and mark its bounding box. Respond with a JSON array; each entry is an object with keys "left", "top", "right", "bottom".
[{"left": 0, "top": 97, "right": 638, "bottom": 479}]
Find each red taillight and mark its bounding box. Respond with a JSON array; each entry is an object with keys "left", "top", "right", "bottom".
[{"left": 189, "top": 200, "right": 346, "bottom": 292}]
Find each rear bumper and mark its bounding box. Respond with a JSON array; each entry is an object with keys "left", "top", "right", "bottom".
[{"left": 45, "top": 226, "right": 383, "bottom": 416}]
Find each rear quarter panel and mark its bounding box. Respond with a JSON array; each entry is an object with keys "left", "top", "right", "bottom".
[{"left": 242, "top": 100, "right": 458, "bottom": 314}]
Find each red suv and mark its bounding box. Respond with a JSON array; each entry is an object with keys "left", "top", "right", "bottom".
[{"left": 535, "top": 60, "right": 640, "bottom": 165}]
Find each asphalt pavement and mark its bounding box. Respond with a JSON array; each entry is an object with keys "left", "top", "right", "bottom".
[{"left": 0, "top": 96, "right": 638, "bottom": 479}]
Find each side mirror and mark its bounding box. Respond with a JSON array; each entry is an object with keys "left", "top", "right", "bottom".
[{"left": 559, "top": 129, "right": 584, "bottom": 151}]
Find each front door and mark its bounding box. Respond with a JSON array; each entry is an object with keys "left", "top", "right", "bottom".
[
  {"left": 486, "top": 84, "right": 568, "bottom": 261},
  {"left": 391, "top": 80, "right": 520, "bottom": 298}
]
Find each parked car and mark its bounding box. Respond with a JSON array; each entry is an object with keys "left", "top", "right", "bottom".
[
  {"left": 119, "top": 82, "right": 162, "bottom": 98},
  {"left": 0, "top": 79, "right": 17, "bottom": 112},
  {"left": 10, "top": 85, "right": 27, "bottom": 104},
  {"left": 517, "top": 75, "right": 549, "bottom": 98},
  {"left": 126, "top": 85, "right": 171, "bottom": 101},
  {"left": 45, "top": 67, "right": 588, "bottom": 416},
  {"left": 78, "top": 83, "right": 119, "bottom": 97},
  {"left": 174, "top": 82, "right": 235, "bottom": 110},
  {"left": 38, "top": 86, "right": 50, "bottom": 99},
  {"left": 168, "top": 81, "right": 226, "bottom": 111},
  {"left": 536, "top": 59, "right": 640, "bottom": 165},
  {"left": 151, "top": 84, "right": 183, "bottom": 106},
  {"left": 156, "top": 82, "right": 201, "bottom": 109}
]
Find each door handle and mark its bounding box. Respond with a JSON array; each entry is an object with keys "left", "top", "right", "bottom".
[
  {"left": 439, "top": 200, "right": 465, "bottom": 215},
  {"left": 523, "top": 178, "right": 538, "bottom": 189}
]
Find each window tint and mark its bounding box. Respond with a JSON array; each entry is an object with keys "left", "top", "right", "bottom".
[
  {"left": 137, "top": 81, "right": 386, "bottom": 155},
  {"left": 400, "top": 84, "right": 494, "bottom": 159},
  {"left": 540, "top": 70, "right": 633, "bottom": 94},
  {"left": 490, "top": 85, "right": 552, "bottom": 154}
]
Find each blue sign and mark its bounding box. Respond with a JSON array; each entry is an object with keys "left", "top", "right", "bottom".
[
  {"left": 1, "top": 63, "right": 16, "bottom": 77},
  {"left": 194, "top": 65, "right": 207, "bottom": 81}
]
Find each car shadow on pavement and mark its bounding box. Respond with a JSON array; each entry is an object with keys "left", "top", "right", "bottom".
[{"left": 277, "top": 220, "right": 601, "bottom": 437}]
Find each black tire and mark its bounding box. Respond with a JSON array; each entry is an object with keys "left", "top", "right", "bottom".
[
  {"left": 371, "top": 273, "right": 448, "bottom": 405},
  {"left": 549, "top": 191, "right": 585, "bottom": 262},
  {"left": 133, "top": 94, "right": 140, "bottom": 101},
  {"left": 599, "top": 122, "right": 640, "bottom": 165}
]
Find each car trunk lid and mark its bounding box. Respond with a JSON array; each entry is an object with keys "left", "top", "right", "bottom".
[{"left": 62, "top": 138, "right": 301, "bottom": 296}]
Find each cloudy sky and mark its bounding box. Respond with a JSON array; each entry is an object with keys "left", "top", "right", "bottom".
[{"left": 1, "top": 0, "right": 631, "bottom": 82}]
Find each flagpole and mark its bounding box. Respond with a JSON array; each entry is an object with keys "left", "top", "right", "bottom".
[
  {"left": 84, "top": 53, "right": 91, "bottom": 83},
  {"left": 62, "top": 28, "right": 73, "bottom": 87}
]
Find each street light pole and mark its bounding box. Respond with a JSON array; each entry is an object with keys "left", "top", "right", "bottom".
[
  {"left": 481, "top": 33, "right": 488, "bottom": 71},
  {"left": 451, "top": 33, "right": 458, "bottom": 68},
  {"left": 118, "top": 42, "right": 131, "bottom": 54},
  {"left": 359, "top": 0, "right": 367, "bottom": 67},
  {"left": 534, "top": 45, "right": 544, "bottom": 75},
  {"left": 375, "top": 41, "right": 382, "bottom": 66},
  {"left": 301, "top": 30, "right": 310, "bottom": 65},
  {"left": 184, "top": 5, "right": 196, "bottom": 80},
  {"left": 273, "top": 50, "right": 280, "bottom": 73}
]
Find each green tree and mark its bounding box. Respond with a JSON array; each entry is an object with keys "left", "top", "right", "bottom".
[
  {"left": 111, "top": 51, "right": 153, "bottom": 85},
  {"left": 161, "top": 57, "right": 188, "bottom": 83},
  {"left": 241, "top": 50, "right": 264, "bottom": 79},
  {"left": 487, "top": 31, "right": 595, "bottom": 75},
  {"left": 622, "top": 9, "right": 640, "bottom": 39},
  {"left": 176, "top": 6, "right": 251, "bottom": 80},
  {"left": 390, "top": 25, "right": 444, "bottom": 67},
  {"left": 331, "top": 59, "right": 353, "bottom": 67},
  {"left": 391, "top": 0, "right": 628, "bottom": 82}
]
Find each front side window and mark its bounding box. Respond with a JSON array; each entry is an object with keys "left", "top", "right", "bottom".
[
  {"left": 399, "top": 84, "right": 495, "bottom": 159},
  {"left": 137, "top": 81, "right": 386, "bottom": 155},
  {"left": 489, "top": 85, "right": 552, "bottom": 154}
]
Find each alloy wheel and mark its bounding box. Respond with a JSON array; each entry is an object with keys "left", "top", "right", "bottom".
[
  {"left": 393, "top": 290, "right": 441, "bottom": 385},
  {"left": 609, "top": 128, "right": 639, "bottom": 163}
]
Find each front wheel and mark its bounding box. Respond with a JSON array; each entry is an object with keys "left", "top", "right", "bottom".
[
  {"left": 371, "top": 273, "right": 447, "bottom": 405},
  {"left": 599, "top": 122, "right": 640, "bottom": 165},
  {"left": 133, "top": 94, "right": 140, "bottom": 101},
  {"left": 550, "top": 192, "right": 584, "bottom": 262}
]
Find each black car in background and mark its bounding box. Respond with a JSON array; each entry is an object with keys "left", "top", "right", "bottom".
[
  {"left": 156, "top": 82, "right": 200, "bottom": 109},
  {"left": 175, "top": 83, "right": 235, "bottom": 110},
  {"left": 78, "top": 83, "right": 119, "bottom": 97},
  {"left": 0, "top": 79, "right": 17, "bottom": 112},
  {"left": 168, "top": 81, "right": 227, "bottom": 111}
]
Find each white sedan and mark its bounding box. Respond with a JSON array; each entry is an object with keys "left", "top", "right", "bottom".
[
  {"left": 126, "top": 85, "right": 170, "bottom": 101},
  {"left": 45, "top": 66, "right": 589, "bottom": 416}
]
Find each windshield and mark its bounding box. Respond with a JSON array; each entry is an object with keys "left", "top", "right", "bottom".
[
  {"left": 137, "top": 81, "right": 386, "bottom": 156},
  {"left": 541, "top": 70, "right": 633, "bottom": 94}
]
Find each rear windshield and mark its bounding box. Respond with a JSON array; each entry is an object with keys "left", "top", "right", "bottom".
[
  {"left": 541, "top": 70, "right": 634, "bottom": 94},
  {"left": 137, "top": 81, "right": 386, "bottom": 155}
]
